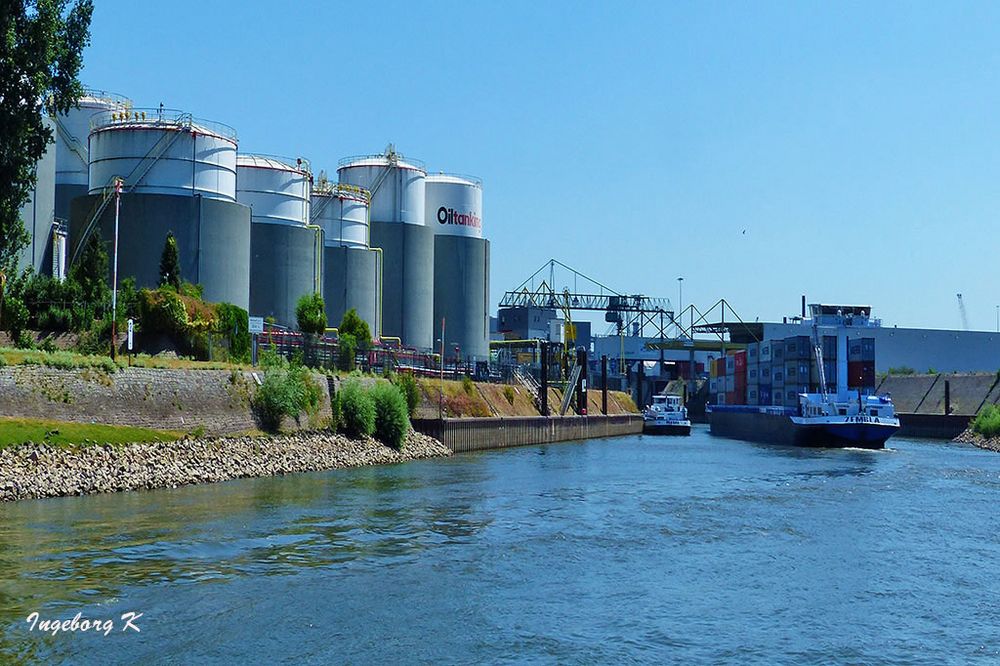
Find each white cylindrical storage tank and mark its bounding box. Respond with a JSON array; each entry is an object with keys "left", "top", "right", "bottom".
[
  {"left": 426, "top": 174, "right": 483, "bottom": 238},
  {"left": 54, "top": 88, "right": 131, "bottom": 187},
  {"left": 336, "top": 150, "right": 425, "bottom": 224},
  {"left": 236, "top": 154, "right": 310, "bottom": 226},
  {"left": 336, "top": 148, "right": 433, "bottom": 349},
  {"left": 88, "top": 108, "right": 237, "bottom": 202},
  {"left": 428, "top": 174, "right": 489, "bottom": 362},
  {"left": 311, "top": 183, "right": 369, "bottom": 248}
]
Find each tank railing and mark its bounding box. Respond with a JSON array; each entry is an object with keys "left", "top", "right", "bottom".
[
  {"left": 311, "top": 181, "right": 370, "bottom": 201},
  {"left": 80, "top": 88, "right": 132, "bottom": 108},
  {"left": 238, "top": 152, "right": 311, "bottom": 174},
  {"left": 89, "top": 107, "right": 238, "bottom": 143},
  {"left": 428, "top": 172, "right": 483, "bottom": 187},
  {"left": 337, "top": 153, "right": 426, "bottom": 170}
]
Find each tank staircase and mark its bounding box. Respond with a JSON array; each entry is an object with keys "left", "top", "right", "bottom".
[
  {"left": 54, "top": 117, "right": 90, "bottom": 171},
  {"left": 69, "top": 114, "right": 193, "bottom": 265}
]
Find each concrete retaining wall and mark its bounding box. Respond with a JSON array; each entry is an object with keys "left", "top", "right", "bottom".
[
  {"left": 897, "top": 414, "right": 972, "bottom": 440},
  {"left": 0, "top": 366, "right": 331, "bottom": 436},
  {"left": 412, "top": 415, "right": 643, "bottom": 453}
]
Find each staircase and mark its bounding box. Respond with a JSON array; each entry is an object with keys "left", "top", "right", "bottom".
[
  {"left": 512, "top": 366, "right": 542, "bottom": 407},
  {"left": 560, "top": 363, "right": 583, "bottom": 415},
  {"left": 70, "top": 114, "right": 192, "bottom": 266}
]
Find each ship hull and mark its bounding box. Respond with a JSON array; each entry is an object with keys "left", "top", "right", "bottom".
[
  {"left": 709, "top": 410, "right": 898, "bottom": 449},
  {"left": 643, "top": 422, "right": 691, "bottom": 436}
]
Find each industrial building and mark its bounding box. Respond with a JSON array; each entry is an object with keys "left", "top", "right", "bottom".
[
  {"left": 311, "top": 175, "right": 379, "bottom": 335},
  {"left": 338, "top": 148, "right": 434, "bottom": 350},
  {"left": 237, "top": 154, "right": 320, "bottom": 327},
  {"left": 427, "top": 174, "right": 490, "bottom": 362},
  {"left": 16, "top": 88, "right": 487, "bottom": 353}
]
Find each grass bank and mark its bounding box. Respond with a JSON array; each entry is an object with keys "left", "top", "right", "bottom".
[{"left": 0, "top": 418, "right": 183, "bottom": 448}]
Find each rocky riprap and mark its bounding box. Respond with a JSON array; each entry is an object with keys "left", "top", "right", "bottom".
[
  {"left": 953, "top": 428, "right": 1000, "bottom": 452},
  {"left": 0, "top": 431, "right": 451, "bottom": 502}
]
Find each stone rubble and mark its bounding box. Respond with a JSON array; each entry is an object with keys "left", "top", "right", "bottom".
[
  {"left": 953, "top": 428, "right": 1000, "bottom": 453},
  {"left": 0, "top": 430, "right": 450, "bottom": 502}
]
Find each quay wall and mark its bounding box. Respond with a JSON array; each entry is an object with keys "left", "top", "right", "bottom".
[
  {"left": 0, "top": 366, "right": 332, "bottom": 436},
  {"left": 412, "top": 415, "right": 644, "bottom": 453}
]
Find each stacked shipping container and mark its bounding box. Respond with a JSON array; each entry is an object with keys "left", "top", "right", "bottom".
[{"left": 711, "top": 334, "right": 877, "bottom": 407}]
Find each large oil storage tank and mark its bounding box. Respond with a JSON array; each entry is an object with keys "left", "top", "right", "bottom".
[
  {"left": 427, "top": 174, "right": 489, "bottom": 362},
  {"left": 68, "top": 109, "right": 250, "bottom": 309},
  {"left": 53, "top": 89, "right": 131, "bottom": 220},
  {"left": 311, "top": 177, "right": 378, "bottom": 336},
  {"left": 337, "top": 148, "right": 433, "bottom": 349},
  {"left": 17, "top": 117, "right": 57, "bottom": 277},
  {"left": 237, "top": 154, "right": 321, "bottom": 328}
]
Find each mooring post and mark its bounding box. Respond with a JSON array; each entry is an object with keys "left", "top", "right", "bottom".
[
  {"left": 576, "top": 348, "right": 588, "bottom": 415},
  {"left": 944, "top": 379, "right": 951, "bottom": 415},
  {"left": 601, "top": 354, "right": 608, "bottom": 415},
  {"left": 637, "top": 360, "right": 644, "bottom": 409},
  {"left": 540, "top": 341, "right": 549, "bottom": 417}
]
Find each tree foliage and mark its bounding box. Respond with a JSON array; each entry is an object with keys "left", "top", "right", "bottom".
[
  {"left": 67, "top": 230, "right": 110, "bottom": 310},
  {"left": 339, "top": 308, "right": 371, "bottom": 350},
  {"left": 295, "top": 292, "right": 326, "bottom": 335},
  {"left": 158, "top": 232, "right": 181, "bottom": 289},
  {"left": 337, "top": 379, "right": 375, "bottom": 439},
  {"left": 371, "top": 381, "right": 410, "bottom": 449},
  {"left": 0, "top": 0, "right": 93, "bottom": 275}
]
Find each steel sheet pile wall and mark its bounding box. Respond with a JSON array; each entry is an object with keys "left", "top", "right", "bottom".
[
  {"left": 313, "top": 185, "right": 378, "bottom": 334},
  {"left": 427, "top": 174, "right": 489, "bottom": 362},
  {"left": 338, "top": 153, "right": 433, "bottom": 349},
  {"left": 238, "top": 155, "right": 318, "bottom": 328},
  {"left": 69, "top": 109, "right": 250, "bottom": 309}
]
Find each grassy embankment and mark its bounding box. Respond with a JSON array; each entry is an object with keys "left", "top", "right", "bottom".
[
  {"left": 0, "top": 417, "right": 183, "bottom": 448},
  {"left": 0, "top": 347, "right": 248, "bottom": 372},
  {"left": 971, "top": 405, "right": 1000, "bottom": 438}
]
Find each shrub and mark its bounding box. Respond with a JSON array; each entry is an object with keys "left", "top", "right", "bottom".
[
  {"left": 371, "top": 381, "right": 410, "bottom": 450},
  {"left": 461, "top": 375, "right": 475, "bottom": 396},
  {"left": 337, "top": 333, "right": 357, "bottom": 372},
  {"left": 216, "top": 302, "right": 251, "bottom": 362},
  {"left": 14, "top": 329, "right": 34, "bottom": 349},
  {"left": 972, "top": 405, "right": 1000, "bottom": 439},
  {"left": 252, "top": 353, "right": 323, "bottom": 432},
  {"left": 295, "top": 292, "right": 327, "bottom": 335},
  {"left": 338, "top": 379, "right": 375, "bottom": 439},
  {"left": 888, "top": 366, "right": 915, "bottom": 376},
  {"left": 138, "top": 288, "right": 188, "bottom": 335},
  {"left": 159, "top": 232, "right": 181, "bottom": 289},
  {"left": 330, "top": 390, "right": 342, "bottom": 432},
  {"left": 503, "top": 385, "right": 516, "bottom": 406},
  {"left": 339, "top": 308, "right": 371, "bottom": 351},
  {"left": 390, "top": 371, "right": 420, "bottom": 417}
]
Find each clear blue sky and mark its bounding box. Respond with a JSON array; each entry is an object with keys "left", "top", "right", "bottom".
[{"left": 80, "top": 1, "right": 1000, "bottom": 332}]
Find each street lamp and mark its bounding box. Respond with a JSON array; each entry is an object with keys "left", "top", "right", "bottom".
[{"left": 677, "top": 276, "right": 684, "bottom": 337}]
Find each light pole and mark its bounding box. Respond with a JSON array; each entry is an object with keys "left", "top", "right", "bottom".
[
  {"left": 110, "top": 178, "right": 122, "bottom": 360},
  {"left": 677, "top": 276, "right": 684, "bottom": 337},
  {"left": 995, "top": 305, "right": 998, "bottom": 333}
]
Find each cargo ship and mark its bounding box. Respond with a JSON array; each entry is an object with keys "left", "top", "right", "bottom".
[
  {"left": 707, "top": 305, "right": 899, "bottom": 448},
  {"left": 643, "top": 394, "right": 691, "bottom": 436}
]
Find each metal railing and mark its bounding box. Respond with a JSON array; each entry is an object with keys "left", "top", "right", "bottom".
[
  {"left": 237, "top": 153, "right": 311, "bottom": 174},
  {"left": 89, "top": 107, "right": 238, "bottom": 143}
]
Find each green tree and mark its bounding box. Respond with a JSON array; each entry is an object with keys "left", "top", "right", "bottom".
[
  {"left": 296, "top": 292, "right": 326, "bottom": 335},
  {"left": 339, "top": 308, "right": 371, "bottom": 350},
  {"left": 337, "top": 332, "right": 357, "bottom": 372},
  {"left": 68, "top": 231, "right": 109, "bottom": 314},
  {"left": 159, "top": 232, "right": 181, "bottom": 289},
  {"left": 0, "top": 0, "right": 93, "bottom": 276}
]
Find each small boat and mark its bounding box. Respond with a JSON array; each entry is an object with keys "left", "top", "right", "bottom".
[{"left": 643, "top": 394, "right": 692, "bottom": 436}]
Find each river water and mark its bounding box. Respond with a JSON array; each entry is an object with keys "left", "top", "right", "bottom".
[{"left": 2, "top": 427, "right": 999, "bottom": 664}]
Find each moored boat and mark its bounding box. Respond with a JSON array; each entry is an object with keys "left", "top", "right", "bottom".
[{"left": 643, "top": 394, "right": 692, "bottom": 436}]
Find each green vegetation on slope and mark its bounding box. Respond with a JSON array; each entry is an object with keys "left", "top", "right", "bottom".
[
  {"left": 0, "top": 418, "right": 182, "bottom": 448},
  {"left": 972, "top": 404, "right": 1000, "bottom": 439}
]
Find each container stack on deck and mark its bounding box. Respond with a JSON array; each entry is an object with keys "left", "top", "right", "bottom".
[{"left": 713, "top": 335, "right": 877, "bottom": 407}]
